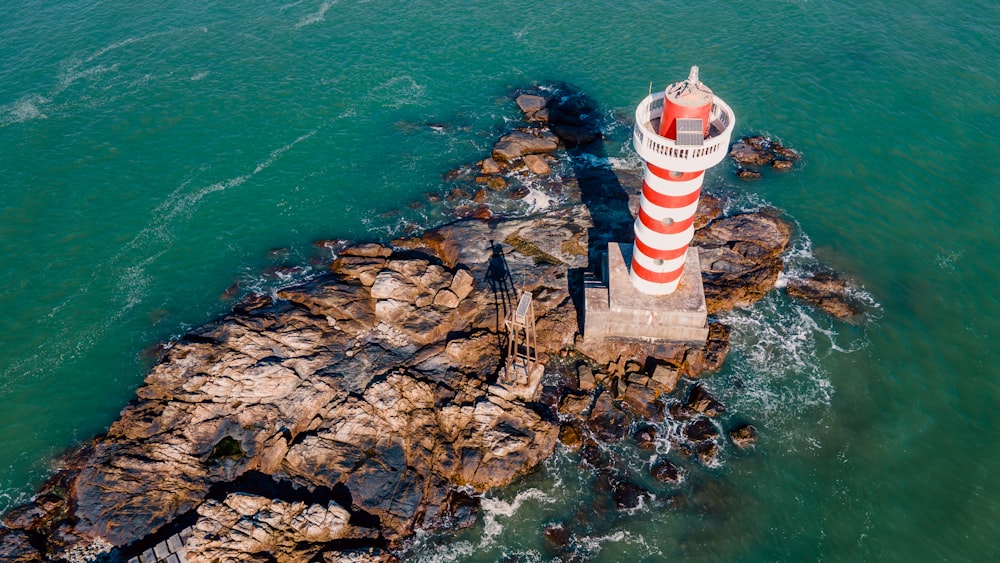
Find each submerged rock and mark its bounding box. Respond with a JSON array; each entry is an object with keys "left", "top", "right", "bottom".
[{"left": 786, "top": 271, "right": 864, "bottom": 321}]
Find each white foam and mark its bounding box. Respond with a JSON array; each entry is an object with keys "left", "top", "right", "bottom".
[
  {"left": 0, "top": 95, "right": 48, "bottom": 126},
  {"left": 190, "top": 71, "right": 209, "bottom": 81},
  {"left": 295, "top": 0, "right": 338, "bottom": 28}
]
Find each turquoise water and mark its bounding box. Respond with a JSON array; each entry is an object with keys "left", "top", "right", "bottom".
[{"left": 2, "top": 0, "right": 999, "bottom": 559}]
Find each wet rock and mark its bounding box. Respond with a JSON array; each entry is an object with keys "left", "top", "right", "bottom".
[
  {"left": 234, "top": 292, "right": 272, "bottom": 314},
  {"left": 580, "top": 443, "right": 604, "bottom": 468},
  {"left": 611, "top": 477, "right": 650, "bottom": 511},
  {"left": 542, "top": 523, "right": 571, "bottom": 551},
  {"left": 516, "top": 94, "right": 548, "bottom": 115},
  {"left": 728, "top": 424, "right": 758, "bottom": 449},
  {"left": 633, "top": 426, "right": 657, "bottom": 450},
  {"left": 341, "top": 243, "right": 394, "bottom": 258},
  {"left": 522, "top": 154, "right": 552, "bottom": 175},
  {"left": 587, "top": 392, "right": 629, "bottom": 442},
  {"left": 507, "top": 185, "right": 530, "bottom": 199},
  {"left": 678, "top": 323, "right": 730, "bottom": 378},
  {"left": 486, "top": 176, "right": 507, "bottom": 190},
  {"left": 729, "top": 135, "right": 800, "bottom": 176},
  {"left": 684, "top": 418, "right": 720, "bottom": 442},
  {"left": 786, "top": 271, "right": 863, "bottom": 320},
  {"left": 695, "top": 441, "right": 720, "bottom": 466},
  {"left": 559, "top": 425, "right": 584, "bottom": 450},
  {"left": 686, "top": 385, "right": 727, "bottom": 417},
  {"left": 650, "top": 460, "right": 682, "bottom": 484}
]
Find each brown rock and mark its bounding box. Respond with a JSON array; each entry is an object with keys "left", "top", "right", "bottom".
[
  {"left": 695, "top": 212, "right": 792, "bottom": 314},
  {"left": 492, "top": 130, "right": 558, "bottom": 161},
  {"left": 486, "top": 176, "right": 507, "bottom": 190},
  {"left": 620, "top": 384, "right": 661, "bottom": 420},
  {"left": 650, "top": 460, "right": 682, "bottom": 484},
  {"left": 577, "top": 363, "right": 597, "bottom": 391},
  {"left": 728, "top": 424, "right": 758, "bottom": 448},
  {"left": 771, "top": 159, "right": 794, "bottom": 171},
  {"left": 686, "top": 385, "right": 727, "bottom": 417},
  {"left": 587, "top": 392, "right": 629, "bottom": 442},
  {"left": 558, "top": 393, "right": 592, "bottom": 416},
  {"left": 650, "top": 364, "right": 680, "bottom": 394},
  {"left": 522, "top": 154, "right": 552, "bottom": 175},
  {"left": 786, "top": 272, "right": 862, "bottom": 320},
  {"left": 633, "top": 426, "right": 657, "bottom": 450},
  {"left": 515, "top": 94, "right": 548, "bottom": 116},
  {"left": 478, "top": 158, "right": 502, "bottom": 174},
  {"left": 684, "top": 418, "right": 720, "bottom": 442},
  {"left": 558, "top": 425, "right": 583, "bottom": 450}
]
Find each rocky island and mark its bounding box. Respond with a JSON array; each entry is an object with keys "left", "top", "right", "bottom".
[{"left": 0, "top": 85, "right": 863, "bottom": 562}]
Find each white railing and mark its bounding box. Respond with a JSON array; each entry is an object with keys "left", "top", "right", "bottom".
[{"left": 632, "top": 92, "right": 735, "bottom": 173}]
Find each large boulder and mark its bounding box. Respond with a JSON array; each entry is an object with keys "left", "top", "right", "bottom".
[{"left": 694, "top": 212, "right": 792, "bottom": 313}]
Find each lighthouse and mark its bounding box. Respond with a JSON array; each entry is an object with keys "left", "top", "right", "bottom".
[
  {"left": 583, "top": 66, "right": 735, "bottom": 342},
  {"left": 630, "top": 66, "right": 735, "bottom": 295}
]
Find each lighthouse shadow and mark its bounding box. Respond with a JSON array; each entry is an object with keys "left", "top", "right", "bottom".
[{"left": 548, "top": 89, "right": 636, "bottom": 333}]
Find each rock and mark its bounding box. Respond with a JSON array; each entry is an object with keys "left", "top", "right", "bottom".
[
  {"left": 341, "top": 243, "right": 393, "bottom": 258},
  {"left": 693, "top": 194, "right": 724, "bottom": 230},
  {"left": 577, "top": 363, "right": 597, "bottom": 391},
  {"left": 684, "top": 418, "right": 720, "bottom": 442},
  {"left": 649, "top": 364, "right": 680, "bottom": 394},
  {"left": 558, "top": 393, "right": 592, "bottom": 416},
  {"left": 696, "top": 441, "right": 720, "bottom": 466},
  {"left": 729, "top": 424, "right": 758, "bottom": 448},
  {"left": 620, "top": 383, "right": 661, "bottom": 420},
  {"left": 650, "top": 460, "right": 682, "bottom": 484},
  {"left": 786, "top": 272, "right": 863, "bottom": 320},
  {"left": 633, "top": 426, "right": 657, "bottom": 450},
  {"left": 516, "top": 94, "right": 548, "bottom": 116},
  {"left": 729, "top": 140, "right": 774, "bottom": 166},
  {"left": 449, "top": 268, "right": 475, "bottom": 300},
  {"left": 507, "top": 185, "right": 530, "bottom": 199},
  {"left": 0, "top": 529, "right": 44, "bottom": 562},
  {"left": 686, "top": 385, "right": 727, "bottom": 417},
  {"left": 678, "top": 322, "right": 730, "bottom": 377},
  {"left": 183, "top": 493, "right": 358, "bottom": 562},
  {"left": 729, "top": 136, "right": 800, "bottom": 175},
  {"left": 559, "top": 425, "right": 583, "bottom": 450},
  {"left": 478, "top": 158, "right": 502, "bottom": 174},
  {"left": 579, "top": 443, "right": 604, "bottom": 468},
  {"left": 695, "top": 212, "right": 792, "bottom": 314},
  {"left": 611, "top": 477, "right": 650, "bottom": 511},
  {"left": 492, "top": 130, "right": 558, "bottom": 161},
  {"left": 433, "top": 288, "right": 461, "bottom": 308},
  {"left": 522, "top": 154, "right": 552, "bottom": 175},
  {"left": 587, "top": 392, "right": 629, "bottom": 442},
  {"left": 486, "top": 176, "right": 507, "bottom": 190},
  {"left": 542, "top": 523, "right": 571, "bottom": 551}
]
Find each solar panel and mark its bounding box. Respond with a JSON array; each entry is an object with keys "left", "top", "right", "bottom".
[{"left": 675, "top": 118, "right": 704, "bottom": 146}]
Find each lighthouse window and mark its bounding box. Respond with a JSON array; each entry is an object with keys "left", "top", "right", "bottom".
[
  {"left": 669, "top": 170, "right": 683, "bottom": 178},
  {"left": 660, "top": 217, "right": 675, "bottom": 227},
  {"left": 654, "top": 259, "right": 664, "bottom": 266},
  {"left": 676, "top": 118, "right": 704, "bottom": 146}
]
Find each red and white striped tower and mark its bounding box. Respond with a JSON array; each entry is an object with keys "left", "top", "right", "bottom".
[{"left": 630, "top": 66, "right": 735, "bottom": 295}]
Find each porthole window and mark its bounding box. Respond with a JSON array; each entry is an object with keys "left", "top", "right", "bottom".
[
  {"left": 660, "top": 217, "right": 675, "bottom": 227},
  {"left": 654, "top": 259, "right": 664, "bottom": 266},
  {"left": 669, "top": 170, "right": 683, "bottom": 178}
]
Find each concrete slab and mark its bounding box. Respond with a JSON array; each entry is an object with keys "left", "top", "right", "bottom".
[{"left": 584, "top": 242, "right": 709, "bottom": 343}]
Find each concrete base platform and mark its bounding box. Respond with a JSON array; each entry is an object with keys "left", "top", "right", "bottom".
[
  {"left": 491, "top": 363, "right": 545, "bottom": 402},
  {"left": 584, "top": 243, "right": 709, "bottom": 343}
]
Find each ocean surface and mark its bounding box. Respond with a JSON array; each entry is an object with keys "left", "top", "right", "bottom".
[{"left": 2, "top": 0, "right": 999, "bottom": 560}]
